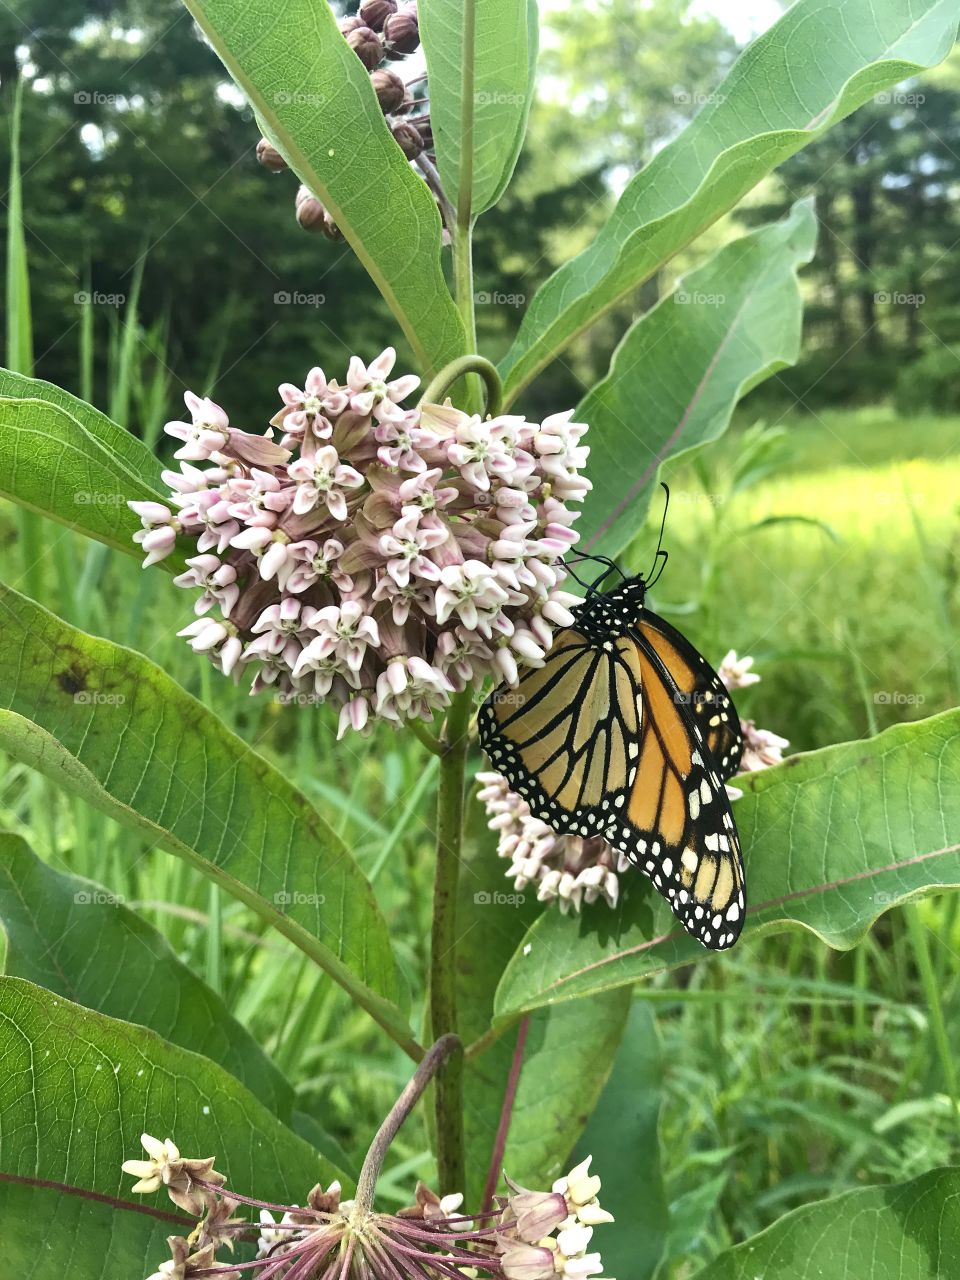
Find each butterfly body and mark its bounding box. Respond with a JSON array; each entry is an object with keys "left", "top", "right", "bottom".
[{"left": 478, "top": 573, "right": 746, "bottom": 950}]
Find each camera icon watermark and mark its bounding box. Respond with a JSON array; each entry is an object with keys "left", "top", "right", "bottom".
[
  {"left": 474, "top": 290, "right": 525, "bottom": 308},
  {"left": 475, "top": 90, "right": 526, "bottom": 107},
  {"left": 74, "top": 690, "right": 126, "bottom": 706},
  {"left": 74, "top": 889, "right": 125, "bottom": 906},
  {"left": 274, "top": 889, "right": 326, "bottom": 907},
  {"left": 874, "top": 291, "right": 924, "bottom": 308},
  {"left": 75, "top": 491, "right": 127, "bottom": 506},
  {"left": 274, "top": 90, "right": 327, "bottom": 107},
  {"left": 873, "top": 690, "right": 925, "bottom": 706},
  {"left": 74, "top": 290, "right": 125, "bottom": 308},
  {"left": 74, "top": 90, "right": 121, "bottom": 106},
  {"left": 274, "top": 290, "right": 326, "bottom": 307},
  {"left": 674, "top": 90, "right": 727, "bottom": 107},
  {"left": 675, "top": 290, "right": 725, "bottom": 307},
  {"left": 474, "top": 890, "right": 526, "bottom": 907},
  {"left": 875, "top": 91, "right": 925, "bottom": 107}
]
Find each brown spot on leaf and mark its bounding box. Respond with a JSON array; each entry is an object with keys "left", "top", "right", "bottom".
[{"left": 57, "top": 667, "right": 88, "bottom": 697}]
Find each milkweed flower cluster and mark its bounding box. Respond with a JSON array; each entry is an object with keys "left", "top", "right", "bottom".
[
  {"left": 479, "top": 648, "right": 788, "bottom": 912},
  {"left": 123, "top": 1135, "right": 614, "bottom": 1280},
  {"left": 130, "top": 348, "right": 589, "bottom": 737}
]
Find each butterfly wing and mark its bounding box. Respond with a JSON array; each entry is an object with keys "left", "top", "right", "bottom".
[
  {"left": 477, "top": 631, "right": 642, "bottom": 829},
  {"left": 478, "top": 611, "right": 745, "bottom": 951},
  {"left": 633, "top": 610, "right": 743, "bottom": 782},
  {"left": 608, "top": 616, "right": 745, "bottom": 949}
]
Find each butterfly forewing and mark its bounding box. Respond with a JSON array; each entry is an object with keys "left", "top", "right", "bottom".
[
  {"left": 635, "top": 612, "right": 743, "bottom": 781},
  {"left": 478, "top": 580, "right": 746, "bottom": 951}
]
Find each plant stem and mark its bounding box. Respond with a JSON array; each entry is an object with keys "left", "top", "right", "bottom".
[
  {"left": 430, "top": 691, "right": 472, "bottom": 1193},
  {"left": 355, "top": 1034, "right": 461, "bottom": 1215},
  {"left": 420, "top": 354, "right": 502, "bottom": 418}
]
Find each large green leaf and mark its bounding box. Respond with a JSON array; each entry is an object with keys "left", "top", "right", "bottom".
[
  {"left": 420, "top": 0, "right": 538, "bottom": 218},
  {"left": 458, "top": 794, "right": 629, "bottom": 1205},
  {"left": 0, "top": 833, "right": 292, "bottom": 1121},
  {"left": 691, "top": 1168, "right": 960, "bottom": 1279},
  {"left": 498, "top": 0, "right": 959, "bottom": 403},
  {"left": 0, "top": 1180, "right": 177, "bottom": 1280},
  {"left": 576, "top": 201, "right": 816, "bottom": 557},
  {"left": 494, "top": 708, "right": 960, "bottom": 1020},
  {"left": 571, "top": 1003, "right": 667, "bottom": 1280},
  {"left": 0, "top": 978, "right": 345, "bottom": 1200},
  {"left": 0, "top": 376, "right": 178, "bottom": 563},
  {"left": 180, "top": 0, "right": 466, "bottom": 379},
  {"left": 0, "top": 583, "right": 417, "bottom": 1058}
]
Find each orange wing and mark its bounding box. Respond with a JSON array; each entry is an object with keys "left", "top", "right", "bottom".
[{"left": 478, "top": 611, "right": 745, "bottom": 950}]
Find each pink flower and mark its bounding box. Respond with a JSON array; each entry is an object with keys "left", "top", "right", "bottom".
[
  {"left": 295, "top": 600, "right": 380, "bottom": 676},
  {"left": 285, "top": 538, "right": 353, "bottom": 594},
  {"left": 379, "top": 513, "right": 447, "bottom": 586},
  {"left": 740, "top": 721, "right": 789, "bottom": 771},
  {"left": 131, "top": 347, "right": 592, "bottom": 733},
  {"left": 346, "top": 346, "right": 420, "bottom": 420},
  {"left": 173, "top": 554, "right": 239, "bottom": 617},
  {"left": 435, "top": 560, "right": 510, "bottom": 631},
  {"left": 130, "top": 501, "right": 179, "bottom": 567},
  {"left": 288, "top": 447, "right": 363, "bottom": 521},
  {"left": 164, "top": 391, "right": 231, "bottom": 461}
]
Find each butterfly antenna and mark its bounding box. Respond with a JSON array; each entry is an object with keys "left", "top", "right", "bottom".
[
  {"left": 643, "top": 483, "right": 671, "bottom": 590},
  {"left": 567, "top": 551, "right": 626, "bottom": 594}
]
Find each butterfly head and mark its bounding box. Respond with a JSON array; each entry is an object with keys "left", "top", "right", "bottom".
[{"left": 573, "top": 574, "right": 648, "bottom": 641}]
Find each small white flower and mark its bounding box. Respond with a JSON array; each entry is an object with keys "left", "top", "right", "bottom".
[
  {"left": 434, "top": 560, "right": 510, "bottom": 631},
  {"left": 718, "top": 649, "right": 761, "bottom": 690}
]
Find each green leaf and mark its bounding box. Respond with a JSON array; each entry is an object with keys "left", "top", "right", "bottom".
[
  {"left": 494, "top": 708, "right": 960, "bottom": 1020},
  {"left": 691, "top": 1168, "right": 960, "bottom": 1279},
  {"left": 421, "top": 0, "right": 538, "bottom": 218},
  {"left": 0, "top": 977, "right": 346, "bottom": 1199},
  {"left": 571, "top": 1003, "right": 667, "bottom": 1280},
  {"left": 0, "top": 371, "right": 181, "bottom": 565},
  {"left": 576, "top": 202, "right": 817, "bottom": 558},
  {"left": 458, "top": 793, "right": 629, "bottom": 1205},
  {"left": 180, "top": 0, "right": 466, "bottom": 378},
  {"left": 498, "top": 0, "right": 959, "bottom": 403},
  {"left": 0, "top": 583, "right": 418, "bottom": 1058},
  {"left": 0, "top": 832, "right": 293, "bottom": 1120},
  {"left": 0, "top": 1179, "right": 177, "bottom": 1279}
]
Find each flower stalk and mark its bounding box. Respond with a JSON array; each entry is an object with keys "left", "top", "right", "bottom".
[{"left": 430, "top": 691, "right": 472, "bottom": 1193}]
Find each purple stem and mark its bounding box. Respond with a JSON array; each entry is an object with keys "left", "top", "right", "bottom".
[{"left": 481, "top": 1014, "right": 530, "bottom": 1212}]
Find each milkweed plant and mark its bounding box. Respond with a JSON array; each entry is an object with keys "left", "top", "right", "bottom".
[{"left": 1, "top": 1, "right": 959, "bottom": 1277}]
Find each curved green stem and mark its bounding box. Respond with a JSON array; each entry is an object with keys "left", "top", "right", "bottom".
[
  {"left": 430, "top": 691, "right": 472, "bottom": 1193},
  {"left": 420, "top": 354, "right": 503, "bottom": 418}
]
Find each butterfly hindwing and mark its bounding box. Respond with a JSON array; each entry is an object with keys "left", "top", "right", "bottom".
[{"left": 477, "top": 584, "right": 746, "bottom": 951}]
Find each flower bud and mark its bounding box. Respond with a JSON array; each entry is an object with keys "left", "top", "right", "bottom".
[
  {"left": 391, "top": 121, "right": 424, "bottom": 159},
  {"left": 359, "top": 0, "right": 398, "bottom": 31},
  {"left": 339, "top": 15, "right": 365, "bottom": 34},
  {"left": 347, "top": 24, "right": 383, "bottom": 70},
  {"left": 256, "top": 137, "right": 287, "bottom": 172},
  {"left": 370, "top": 68, "right": 406, "bottom": 114},
  {"left": 417, "top": 116, "right": 433, "bottom": 150},
  {"left": 384, "top": 7, "right": 420, "bottom": 56},
  {"left": 295, "top": 185, "right": 342, "bottom": 240}
]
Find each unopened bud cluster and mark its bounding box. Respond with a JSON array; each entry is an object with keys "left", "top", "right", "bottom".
[
  {"left": 130, "top": 348, "right": 590, "bottom": 737},
  {"left": 123, "top": 1135, "right": 615, "bottom": 1279},
  {"left": 479, "top": 650, "right": 788, "bottom": 910},
  {"left": 259, "top": 3, "right": 436, "bottom": 241}
]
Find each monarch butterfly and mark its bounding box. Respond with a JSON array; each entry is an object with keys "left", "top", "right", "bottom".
[{"left": 478, "top": 494, "right": 745, "bottom": 951}]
